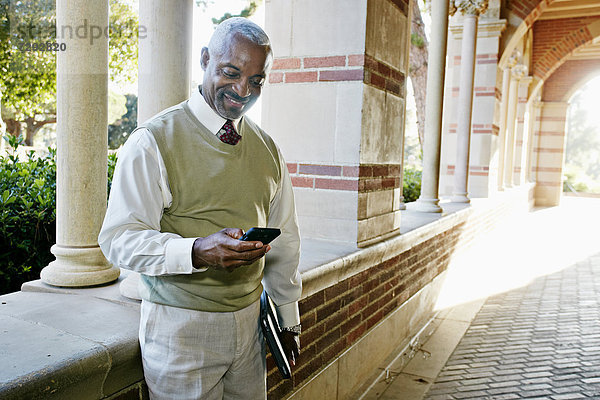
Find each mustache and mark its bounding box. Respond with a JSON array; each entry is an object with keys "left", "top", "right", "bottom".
[{"left": 223, "top": 91, "right": 250, "bottom": 103}]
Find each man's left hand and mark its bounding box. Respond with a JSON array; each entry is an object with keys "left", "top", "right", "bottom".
[{"left": 280, "top": 331, "right": 300, "bottom": 367}]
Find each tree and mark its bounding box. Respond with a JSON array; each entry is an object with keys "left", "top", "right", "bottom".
[
  {"left": 0, "top": 0, "right": 56, "bottom": 146},
  {"left": 211, "top": 1, "right": 262, "bottom": 26},
  {"left": 409, "top": 0, "right": 429, "bottom": 149},
  {"left": 0, "top": 0, "right": 139, "bottom": 146},
  {"left": 108, "top": 94, "right": 137, "bottom": 149}
]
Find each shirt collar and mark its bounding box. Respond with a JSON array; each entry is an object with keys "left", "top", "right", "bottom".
[{"left": 188, "top": 86, "right": 242, "bottom": 135}]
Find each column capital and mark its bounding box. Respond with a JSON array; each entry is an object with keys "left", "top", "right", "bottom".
[
  {"left": 507, "top": 50, "right": 521, "bottom": 69},
  {"left": 511, "top": 64, "right": 528, "bottom": 80},
  {"left": 451, "top": 0, "right": 489, "bottom": 16}
]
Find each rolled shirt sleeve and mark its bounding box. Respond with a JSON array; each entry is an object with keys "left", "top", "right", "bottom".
[{"left": 263, "top": 147, "right": 302, "bottom": 329}]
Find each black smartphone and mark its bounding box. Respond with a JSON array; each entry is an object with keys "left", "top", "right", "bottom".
[{"left": 239, "top": 227, "right": 281, "bottom": 244}]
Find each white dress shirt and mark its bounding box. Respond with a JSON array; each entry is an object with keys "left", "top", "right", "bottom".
[{"left": 99, "top": 88, "right": 301, "bottom": 327}]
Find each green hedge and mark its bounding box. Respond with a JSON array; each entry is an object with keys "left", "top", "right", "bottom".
[
  {"left": 0, "top": 135, "right": 56, "bottom": 294},
  {"left": 402, "top": 166, "right": 422, "bottom": 203},
  {"left": 0, "top": 135, "right": 116, "bottom": 295}
]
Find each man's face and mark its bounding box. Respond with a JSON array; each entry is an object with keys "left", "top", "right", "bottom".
[{"left": 201, "top": 34, "right": 272, "bottom": 120}]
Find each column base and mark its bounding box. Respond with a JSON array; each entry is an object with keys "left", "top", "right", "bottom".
[
  {"left": 413, "top": 197, "right": 443, "bottom": 213},
  {"left": 451, "top": 193, "right": 471, "bottom": 203},
  {"left": 120, "top": 272, "right": 142, "bottom": 300},
  {"left": 41, "top": 245, "right": 120, "bottom": 287}
]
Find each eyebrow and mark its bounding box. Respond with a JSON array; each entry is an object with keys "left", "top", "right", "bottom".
[
  {"left": 221, "top": 63, "right": 265, "bottom": 79},
  {"left": 222, "top": 64, "right": 240, "bottom": 71}
]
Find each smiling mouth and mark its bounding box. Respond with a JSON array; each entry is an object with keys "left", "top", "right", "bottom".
[{"left": 224, "top": 93, "right": 248, "bottom": 106}]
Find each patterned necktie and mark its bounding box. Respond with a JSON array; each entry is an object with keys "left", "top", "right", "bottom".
[{"left": 217, "top": 120, "right": 242, "bottom": 145}]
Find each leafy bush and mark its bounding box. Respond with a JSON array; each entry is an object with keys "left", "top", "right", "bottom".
[
  {"left": 402, "top": 166, "right": 422, "bottom": 203},
  {"left": 0, "top": 135, "right": 117, "bottom": 294},
  {"left": 0, "top": 134, "right": 56, "bottom": 294}
]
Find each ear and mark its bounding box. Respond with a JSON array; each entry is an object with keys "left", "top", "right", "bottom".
[{"left": 200, "top": 47, "right": 209, "bottom": 71}]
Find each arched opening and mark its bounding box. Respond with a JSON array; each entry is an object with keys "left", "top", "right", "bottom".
[{"left": 564, "top": 75, "right": 600, "bottom": 196}]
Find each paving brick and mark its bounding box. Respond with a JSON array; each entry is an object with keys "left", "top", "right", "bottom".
[
  {"left": 423, "top": 250, "right": 600, "bottom": 400},
  {"left": 551, "top": 385, "right": 584, "bottom": 394},
  {"left": 550, "top": 394, "right": 587, "bottom": 400},
  {"left": 491, "top": 395, "right": 520, "bottom": 400}
]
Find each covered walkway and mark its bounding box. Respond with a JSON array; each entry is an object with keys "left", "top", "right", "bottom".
[{"left": 358, "top": 197, "right": 600, "bottom": 399}]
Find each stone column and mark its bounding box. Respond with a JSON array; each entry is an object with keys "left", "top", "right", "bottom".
[
  {"left": 41, "top": 0, "right": 120, "bottom": 286},
  {"left": 512, "top": 75, "right": 532, "bottom": 186},
  {"left": 503, "top": 64, "right": 526, "bottom": 188},
  {"left": 120, "top": 0, "right": 193, "bottom": 299},
  {"left": 138, "top": 0, "right": 193, "bottom": 122},
  {"left": 451, "top": 1, "right": 488, "bottom": 203},
  {"left": 533, "top": 101, "right": 568, "bottom": 206},
  {"left": 526, "top": 101, "right": 542, "bottom": 182},
  {"left": 414, "top": 0, "right": 450, "bottom": 213},
  {"left": 496, "top": 68, "right": 511, "bottom": 190},
  {"left": 497, "top": 51, "right": 519, "bottom": 190}
]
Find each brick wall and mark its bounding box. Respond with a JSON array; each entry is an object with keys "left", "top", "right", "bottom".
[
  {"left": 532, "top": 17, "right": 599, "bottom": 80},
  {"left": 542, "top": 59, "right": 600, "bottom": 102},
  {"left": 269, "top": 55, "right": 365, "bottom": 85},
  {"left": 507, "top": 0, "right": 544, "bottom": 21},
  {"left": 266, "top": 190, "right": 532, "bottom": 399},
  {"left": 269, "top": 53, "right": 406, "bottom": 99}
]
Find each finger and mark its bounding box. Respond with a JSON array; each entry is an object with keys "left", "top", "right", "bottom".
[
  {"left": 229, "top": 246, "right": 267, "bottom": 261},
  {"left": 222, "top": 228, "right": 244, "bottom": 239},
  {"left": 221, "top": 249, "right": 268, "bottom": 269},
  {"left": 221, "top": 234, "right": 264, "bottom": 251}
]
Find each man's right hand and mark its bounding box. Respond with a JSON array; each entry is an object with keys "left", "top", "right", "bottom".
[{"left": 192, "top": 228, "right": 270, "bottom": 272}]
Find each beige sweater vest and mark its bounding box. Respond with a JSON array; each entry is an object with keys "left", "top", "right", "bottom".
[{"left": 138, "top": 100, "right": 281, "bottom": 312}]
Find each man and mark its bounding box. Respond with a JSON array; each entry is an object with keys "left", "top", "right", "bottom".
[{"left": 99, "top": 17, "right": 302, "bottom": 400}]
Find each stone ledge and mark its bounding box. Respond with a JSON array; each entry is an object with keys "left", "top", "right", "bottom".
[{"left": 0, "top": 291, "right": 142, "bottom": 399}]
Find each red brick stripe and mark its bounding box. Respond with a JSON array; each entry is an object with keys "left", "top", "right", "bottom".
[
  {"left": 319, "top": 69, "right": 363, "bottom": 82},
  {"left": 268, "top": 54, "right": 405, "bottom": 91},
  {"left": 534, "top": 167, "right": 562, "bottom": 172},
  {"left": 534, "top": 148, "right": 563, "bottom": 153},
  {"left": 536, "top": 181, "right": 562, "bottom": 187},
  {"left": 454, "top": 53, "right": 498, "bottom": 66},
  {"left": 536, "top": 117, "right": 566, "bottom": 122},
  {"left": 286, "top": 163, "right": 298, "bottom": 174},
  {"left": 288, "top": 163, "right": 401, "bottom": 192},
  {"left": 289, "top": 163, "right": 358, "bottom": 191},
  {"left": 269, "top": 54, "right": 365, "bottom": 84},
  {"left": 316, "top": 178, "right": 359, "bottom": 191},
  {"left": 299, "top": 164, "right": 342, "bottom": 176},
  {"left": 363, "top": 55, "right": 405, "bottom": 97},
  {"left": 272, "top": 58, "right": 301, "bottom": 70},
  {"left": 447, "top": 165, "right": 490, "bottom": 176},
  {"left": 304, "top": 56, "right": 346, "bottom": 68},
  {"left": 285, "top": 71, "right": 318, "bottom": 83},
  {"left": 535, "top": 131, "right": 565, "bottom": 136},
  {"left": 348, "top": 54, "right": 365, "bottom": 66}
]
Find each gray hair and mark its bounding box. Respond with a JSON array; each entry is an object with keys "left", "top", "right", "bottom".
[{"left": 208, "top": 17, "right": 271, "bottom": 56}]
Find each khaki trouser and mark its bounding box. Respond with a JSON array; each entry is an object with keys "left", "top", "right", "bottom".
[{"left": 139, "top": 299, "right": 266, "bottom": 400}]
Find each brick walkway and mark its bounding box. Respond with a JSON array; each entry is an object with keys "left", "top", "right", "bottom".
[{"left": 424, "top": 251, "right": 600, "bottom": 399}]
